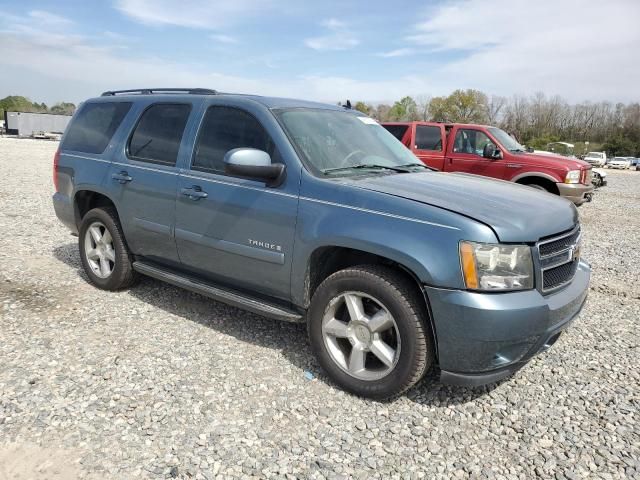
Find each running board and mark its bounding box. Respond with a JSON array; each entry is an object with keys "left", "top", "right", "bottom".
[{"left": 132, "top": 261, "right": 304, "bottom": 323}]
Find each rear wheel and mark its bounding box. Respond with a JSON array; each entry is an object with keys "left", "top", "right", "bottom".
[
  {"left": 78, "top": 207, "right": 138, "bottom": 290},
  {"left": 308, "top": 265, "right": 433, "bottom": 399}
]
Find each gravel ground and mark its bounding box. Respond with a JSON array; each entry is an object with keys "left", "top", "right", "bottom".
[{"left": 0, "top": 137, "right": 638, "bottom": 479}]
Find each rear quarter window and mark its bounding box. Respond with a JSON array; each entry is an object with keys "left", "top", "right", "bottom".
[
  {"left": 62, "top": 102, "right": 132, "bottom": 154},
  {"left": 383, "top": 125, "right": 409, "bottom": 142}
]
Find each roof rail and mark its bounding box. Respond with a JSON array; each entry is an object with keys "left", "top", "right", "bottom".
[{"left": 100, "top": 88, "right": 218, "bottom": 96}]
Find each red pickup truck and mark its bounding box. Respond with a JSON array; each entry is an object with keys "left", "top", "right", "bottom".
[{"left": 382, "top": 122, "right": 594, "bottom": 205}]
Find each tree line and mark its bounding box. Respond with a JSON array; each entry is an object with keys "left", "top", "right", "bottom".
[
  {"left": 0, "top": 96, "right": 76, "bottom": 118},
  {"left": 354, "top": 90, "right": 640, "bottom": 157}
]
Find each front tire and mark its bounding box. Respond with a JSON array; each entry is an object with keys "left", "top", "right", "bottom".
[
  {"left": 308, "top": 266, "right": 434, "bottom": 400},
  {"left": 78, "top": 207, "right": 138, "bottom": 290}
]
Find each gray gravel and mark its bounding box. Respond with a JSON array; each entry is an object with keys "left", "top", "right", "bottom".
[{"left": 0, "top": 137, "right": 639, "bottom": 479}]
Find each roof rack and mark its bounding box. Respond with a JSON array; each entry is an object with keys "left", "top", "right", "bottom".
[{"left": 100, "top": 88, "right": 218, "bottom": 97}]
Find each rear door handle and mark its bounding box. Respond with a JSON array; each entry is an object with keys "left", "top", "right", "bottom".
[
  {"left": 181, "top": 186, "right": 208, "bottom": 200},
  {"left": 112, "top": 171, "right": 132, "bottom": 184}
]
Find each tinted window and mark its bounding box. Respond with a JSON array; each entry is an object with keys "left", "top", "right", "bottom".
[
  {"left": 453, "top": 129, "right": 494, "bottom": 156},
  {"left": 383, "top": 124, "right": 409, "bottom": 142},
  {"left": 128, "top": 103, "right": 191, "bottom": 165},
  {"left": 415, "top": 125, "right": 442, "bottom": 151},
  {"left": 62, "top": 102, "right": 131, "bottom": 154},
  {"left": 193, "top": 107, "right": 276, "bottom": 174}
]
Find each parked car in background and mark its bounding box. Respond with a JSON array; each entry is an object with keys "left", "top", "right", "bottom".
[
  {"left": 607, "top": 157, "right": 632, "bottom": 169},
  {"left": 628, "top": 158, "right": 639, "bottom": 168},
  {"left": 52, "top": 88, "right": 591, "bottom": 399},
  {"left": 382, "top": 122, "right": 594, "bottom": 205},
  {"left": 584, "top": 151, "right": 607, "bottom": 167}
]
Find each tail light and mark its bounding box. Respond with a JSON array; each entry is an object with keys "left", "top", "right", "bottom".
[{"left": 53, "top": 148, "right": 61, "bottom": 191}]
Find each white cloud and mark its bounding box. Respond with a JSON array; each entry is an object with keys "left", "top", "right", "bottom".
[
  {"left": 405, "top": 0, "right": 640, "bottom": 100},
  {"left": 114, "top": 0, "right": 281, "bottom": 29},
  {"left": 305, "top": 18, "right": 359, "bottom": 51},
  {"left": 209, "top": 34, "right": 238, "bottom": 44},
  {"left": 376, "top": 48, "right": 415, "bottom": 58},
  {"left": 28, "top": 10, "right": 73, "bottom": 27}
]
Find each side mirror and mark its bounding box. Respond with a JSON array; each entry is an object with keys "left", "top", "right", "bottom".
[
  {"left": 482, "top": 143, "right": 502, "bottom": 160},
  {"left": 224, "top": 148, "right": 286, "bottom": 187},
  {"left": 526, "top": 146, "right": 534, "bottom": 153}
]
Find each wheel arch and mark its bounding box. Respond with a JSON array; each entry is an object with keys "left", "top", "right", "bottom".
[
  {"left": 73, "top": 189, "right": 120, "bottom": 228},
  {"left": 301, "top": 244, "right": 439, "bottom": 359},
  {"left": 513, "top": 173, "right": 560, "bottom": 194}
]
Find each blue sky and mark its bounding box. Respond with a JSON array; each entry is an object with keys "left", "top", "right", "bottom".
[{"left": 1, "top": 0, "right": 639, "bottom": 105}]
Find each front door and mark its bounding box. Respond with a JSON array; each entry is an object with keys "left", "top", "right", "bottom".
[
  {"left": 175, "top": 105, "right": 298, "bottom": 301},
  {"left": 447, "top": 128, "right": 506, "bottom": 179},
  {"left": 109, "top": 102, "right": 193, "bottom": 265}
]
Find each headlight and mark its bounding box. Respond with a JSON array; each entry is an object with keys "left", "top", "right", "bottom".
[
  {"left": 565, "top": 170, "right": 581, "bottom": 184},
  {"left": 459, "top": 241, "right": 534, "bottom": 291}
]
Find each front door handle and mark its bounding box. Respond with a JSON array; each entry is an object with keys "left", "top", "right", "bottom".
[
  {"left": 112, "top": 171, "right": 132, "bottom": 184},
  {"left": 181, "top": 186, "right": 208, "bottom": 200}
]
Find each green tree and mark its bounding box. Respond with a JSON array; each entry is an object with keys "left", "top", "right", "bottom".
[
  {"left": 387, "top": 96, "right": 418, "bottom": 121},
  {"left": 602, "top": 135, "right": 637, "bottom": 156},
  {"left": 50, "top": 102, "right": 76, "bottom": 115},
  {"left": 354, "top": 101, "right": 371, "bottom": 115}
]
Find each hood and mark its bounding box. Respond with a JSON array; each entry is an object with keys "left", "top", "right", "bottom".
[
  {"left": 341, "top": 172, "right": 578, "bottom": 243},
  {"left": 524, "top": 152, "right": 590, "bottom": 169}
]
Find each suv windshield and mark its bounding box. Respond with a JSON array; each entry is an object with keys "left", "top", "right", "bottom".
[
  {"left": 276, "top": 109, "right": 422, "bottom": 175},
  {"left": 488, "top": 127, "right": 526, "bottom": 152}
]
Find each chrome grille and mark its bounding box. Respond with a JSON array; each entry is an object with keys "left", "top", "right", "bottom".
[{"left": 537, "top": 225, "right": 581, "bottom": 292}]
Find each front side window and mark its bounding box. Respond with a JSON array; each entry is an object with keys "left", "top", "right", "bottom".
[
  {"left": 453, "top": 129, "right": 494, "bottom": 156},
  {"left": 488, "top": 127, "right": 525, "bottom": 153},
  {"left": 192, "top": 106, "right": 276, "bottom": 174},
  {"left": 62, "top": 102, "right": 132, "bottom": 154},
  {"left": 415, "top": 125, "right": 442, "bottom": 151},
  {"left": 276, "top": 109, "right": 420, "bottom": 175},
  {"left": 128, "top": 103, "right": 191, "bottom": 165}
]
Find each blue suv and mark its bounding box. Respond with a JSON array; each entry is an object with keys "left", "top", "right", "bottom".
[{"left": 53, "top": 88, "right": 590, "bottom": 399}]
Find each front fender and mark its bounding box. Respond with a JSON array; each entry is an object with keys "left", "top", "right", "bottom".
[{"left": 289, "top": 194, "right": 496, "bottom": 308}]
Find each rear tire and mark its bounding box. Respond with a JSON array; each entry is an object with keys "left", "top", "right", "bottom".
[
  {"left": 78, "top": 207, "right": 138, "bottom": 290},
  {"left": 308, "top": 265, "right": 434, "bottom": 400}
]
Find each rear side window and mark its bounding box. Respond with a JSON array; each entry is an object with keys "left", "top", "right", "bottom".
[
  {"left": 415, "top": 125, "right": 442, "bottom": 151},
  {"left": 128, "top": 103, "right": 191, "bottom": 166},
  {"left": 192, "top": 106, "right": 276, "bottom": 174},
  {"left": 62, "top": 102, "right": 132, "bottom": 154},
  {"left": 383, "top": 124, "right": 409, "bottom": 142}
]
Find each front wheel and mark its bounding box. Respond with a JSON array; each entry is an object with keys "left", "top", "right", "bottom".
[{"left": 308, "top": 266, "right": 434, "bottom": 400}]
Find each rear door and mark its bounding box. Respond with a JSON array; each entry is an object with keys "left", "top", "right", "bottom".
[
  {"left": 413, "top": 123, "right": 446, "bottom": 170},
  {"left": 446, "top": 127, "right": 506, "bottom": 179},
  {"left": 109, "top": 102, "right": 194, "bottom": 265},
  {"left": 174, "top": 104, "right": 299, "bottom": 300}
]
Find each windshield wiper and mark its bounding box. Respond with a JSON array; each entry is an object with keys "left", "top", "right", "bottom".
[
  {"left": 323, "top": 164, "right": 411, "bottom": 175},
  {"left": 395, "top": 163, "right": 434, "bottom": 171}
]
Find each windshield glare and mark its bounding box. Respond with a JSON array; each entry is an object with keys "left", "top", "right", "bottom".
[
  {"left": 276, "top": 109, "right": 420, "bottom": 175},
  {"left": 488, "top": 127, "right": 526, "bottom": 152}
]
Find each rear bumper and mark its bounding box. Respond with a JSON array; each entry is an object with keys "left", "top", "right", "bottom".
[
  {"left": 52, "top": 192, "right": 78, "bottom": 235},
  {"left": 425, "top": 260, "right": 590, "bottom": 387},
  {"left": 556, "top": 183, "right": 594, "bottom": 205}
]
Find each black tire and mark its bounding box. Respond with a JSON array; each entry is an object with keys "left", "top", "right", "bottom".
[
  {"left": 78, "top": 207, "right": 138, "bottom": 290},
  {"left": 524, "top": 183, "right": 548, "bottom": 192},
  {"left": 308, "top": 265, "right": 434, "bottom": 400}
]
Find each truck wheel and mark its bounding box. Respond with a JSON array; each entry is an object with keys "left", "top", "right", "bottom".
[
  {"left": 78, "top": 207, "right": 138, "bottom": 290},
  {"left": 308, "top": 265, "right": 433, "bottom": 399},
  {"left": 525, "top": 183, "right": 548, "bottom": 192}
]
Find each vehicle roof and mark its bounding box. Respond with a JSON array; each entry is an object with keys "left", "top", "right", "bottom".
[
  {"left": 88, "top": 91, "right": 345, "bottom": 111},
  {"left": 381, "top": 121, "right": 498, "bottom": 129}
]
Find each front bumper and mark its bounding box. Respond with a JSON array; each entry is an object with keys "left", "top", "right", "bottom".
[
  {"left": 425, "top": 260, "right": 591, "bottom": 387},
  {"left": 556, "top": 183, "right": 594, "bottom": 205}
]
